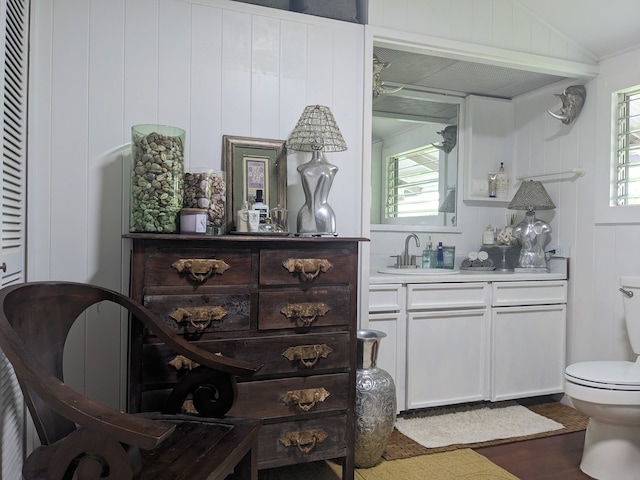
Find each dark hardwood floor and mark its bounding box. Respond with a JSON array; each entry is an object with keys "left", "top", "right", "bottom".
[{"left": 476, "top": 431, "right": 594, "bottom": 480}]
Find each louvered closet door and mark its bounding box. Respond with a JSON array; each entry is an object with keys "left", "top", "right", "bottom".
[{"left": 0, "top": 0, "right": 29, "bottom": 477}]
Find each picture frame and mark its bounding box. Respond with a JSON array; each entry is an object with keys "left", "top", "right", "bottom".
[{"left": 222, "top": 135, "right": 287, "bottom": 232}]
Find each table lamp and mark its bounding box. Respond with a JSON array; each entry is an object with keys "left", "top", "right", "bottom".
[
  {"left": 507, "top": 180, "right": 556, "bottom": 271},
  {"left": 287, "top": 105, "right": 347, "bottom": 235},
  {"left": 438, "top": 187, "right": 456, "bottom": 225}
]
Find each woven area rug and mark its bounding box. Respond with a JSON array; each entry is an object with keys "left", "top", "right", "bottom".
[
  {"left": 259, "top": 448, "right": 519, "bottom": 480},
  {"left": 384, "top": 401, "right": 589, "bottom": 461}
]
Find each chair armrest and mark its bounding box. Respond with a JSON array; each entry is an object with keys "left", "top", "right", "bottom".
[{"left": 0, "top": 326, "right": 174, "bottom": 450}]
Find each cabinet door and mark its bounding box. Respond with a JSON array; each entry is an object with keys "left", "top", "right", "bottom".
[
  {"left": 368, "top": 312, "right": 405, "bottom": 413},
  {"left": 491, "top": 304, "right": 566, "bottom": 401},
  {"left": 407, "top": 308, "right": 489, "bottom": 409}
]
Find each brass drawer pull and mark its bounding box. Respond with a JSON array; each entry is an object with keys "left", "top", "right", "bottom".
[
  {"left": 282, "top": 258, "right": 333, "bottom": 281},
  {"left": 170, "top": 306, "right": 228, "bottom": 331},
  {"left": 280, "top": 302, "right": 330, "bottom": 327},
  {"left": 282, "top": 344, "right": 333, "bottom": 368},
  {"left": 171, "top": 258, "right": 230, "bottom": 282},
  {"left": 168, "top": 355, "right": 200, "bottom": 371},
  {"left": 280, "top": 387, "right": 330, "bottom": 412},
  {"left": 279, "top": 429, "right": 328, "bottom": 454}
]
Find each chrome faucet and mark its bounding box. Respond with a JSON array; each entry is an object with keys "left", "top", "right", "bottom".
[{"left": 402, "top": 233, "right": 420, "bottom": 267}]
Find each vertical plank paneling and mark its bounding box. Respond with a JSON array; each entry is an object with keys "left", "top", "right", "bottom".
[
  {"left": 221, "top": 9, "right": 251, "bottom": 135},
  {"left": 27, "top": 1, "right": 53, "bottom": 281},
  {"left": 470, "top": 0, "right": 493, "bottom": 47},
  {"left": 50, "top": 0, "right": 91, "bottom": 396},
  {"left": 251, "top": 15, "right": 280, "bottom": 138},
  {"left": 190, "top": 4, "right": 223, "bottom": 169},
  {"left": 123, "top": 0, "right": 159, "bottom": 126},
  {"left": 158, "top": 0, "right": 191, "bottom": 131},
  {"left": 511, "top": 4, "right": 532, "bottom": 53},
  {"left": 330, "top": 25, "right": 364, "bottom": 236},
  {"left": 492, "top": 0, "right": 513, "bottom": 48},
  {"left": 452, "top": 0, "right": 476, "bottom": 45},
  {"left": 50, "top": 0, "right": 89, "bottom": 280},
  {"left": 85, "top": 0, "right": 126, "bottom": 409}
]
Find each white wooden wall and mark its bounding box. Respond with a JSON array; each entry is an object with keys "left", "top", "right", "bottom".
[
  {"left": 27, "top": 0, "right": 364, "bottom": 408},
  {"left": 26, "top": 0, "right": 640, "bottom": 416}
]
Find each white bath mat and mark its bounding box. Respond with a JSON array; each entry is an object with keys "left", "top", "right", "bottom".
[{"left": 395, "top": 404, "right": 564, "bottom": 449}]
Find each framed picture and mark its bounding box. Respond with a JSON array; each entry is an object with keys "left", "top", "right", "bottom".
[{"left": 222, "top": 135, "right": 287, "bottom": 232}]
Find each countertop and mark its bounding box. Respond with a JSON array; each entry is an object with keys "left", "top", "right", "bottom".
[{"left": 369, "top": 257, "right": 568, "bottom": 284}]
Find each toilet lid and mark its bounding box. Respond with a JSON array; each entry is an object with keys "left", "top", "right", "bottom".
[{"left": 566, "top": 361, "right": 640, "bottom": 390}]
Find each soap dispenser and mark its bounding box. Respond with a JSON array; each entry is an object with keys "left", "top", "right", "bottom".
[{"left": 422, "top": 236, "right": 435, "bottom": 268}]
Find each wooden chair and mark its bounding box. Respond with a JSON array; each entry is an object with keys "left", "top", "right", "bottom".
[{"left": 0, "top": 281, "right": 263, "bottom": 480}]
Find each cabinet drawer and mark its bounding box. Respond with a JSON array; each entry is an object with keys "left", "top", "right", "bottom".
[
  {"left": 259, "top": 288, "right": 351, "bottom": 330},
  {"left": 492, "top": 280, "right": 567, "bottom": 306},
  {"left": 257, "top": 415, "right": 347, "bottom": 469},
  {"left": 407, "top": 282, "right": 489, "bottom": 310},
  {"left": 229, "top": 373, "right": 349, "bottom": 420},
  {"left": 144, "top": 247, "right": 252, "bottom": 287},
  {"left": 141, "top": 332, "right": 350, "bottom": 384},
  {"left": 260, "top": 248, "right": 353, "bottom": 285},
  {"left": 369, "top": 284, "right": 403, "bottom": 312},
  {"left": 144, "top": 293, "right": 251, "bottom": 334}
]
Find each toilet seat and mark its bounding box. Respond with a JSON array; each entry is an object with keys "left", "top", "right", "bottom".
[{"left": 565, "top": 361, "right": 640, "bottom": 391}]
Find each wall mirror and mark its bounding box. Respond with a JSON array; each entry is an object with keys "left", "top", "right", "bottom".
[
  {"left": 370, "top": 84, "right": 462, "bottom": 232},
  {"left": 369, "top": 41, "right": 587, "bottom": 233}
]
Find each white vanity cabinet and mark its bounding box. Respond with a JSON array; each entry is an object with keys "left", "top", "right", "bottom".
[
  {"left": 367, "top": 283, "right": 406, "bottom": 412},
  {"left": 367, "top": 273, "right": 568, "bottom": 412},
  {"left": 491, "top": 281, "right": 567, "bottom": 401},
  {"left": 406, "top": 283, "right": 490, "bottom": 409}
]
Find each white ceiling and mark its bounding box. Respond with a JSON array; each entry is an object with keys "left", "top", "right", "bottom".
[{"left": 513, "top": 0, "right": 640, "bottom": 61}]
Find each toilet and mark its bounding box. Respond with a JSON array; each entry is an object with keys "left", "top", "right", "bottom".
[{"left": 565, "top": 276, "right": 640, "bottom": 480}]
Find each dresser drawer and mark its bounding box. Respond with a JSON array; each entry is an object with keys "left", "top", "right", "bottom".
[
  {"left": 260, "top": 248, "right": 353, "bottom": 285},
  {"left": 492, "top": 280, "right": 567, "bottom": 306},
  {"left": 407, "top": 282, "right": 489, "bottom": 310},
  {"left": 141, "top": 332, "right": 350, "bottom": 384},
  {"left": 229, "top": 373, "right": 349, "bottom": 420},
  {"left": 144, "top": 293, "right": 251, "bottom": 334},
  {"left": 257, "top": 415, "right": 347, "bottom": 469},
  {"left": 144, "top": 247, "right": 252, "bottom": 287},
  {"left": 259, "top": 288, "right": 351, "bottom": 330}
]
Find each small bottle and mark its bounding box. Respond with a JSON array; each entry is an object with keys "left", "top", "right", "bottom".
[
  {"left": 483, "top": 226, "right": 495, "bottom": 245},
  {"left": 496, "top": 162, "right": 509, "bottom": 199},
  {"left": 252, "top": 189, "right": 269, "bottom": 223},
  {"left": 436, "top": 241, "right": 444, "bottom": 268},
  {"left": 422, "top": 236, "right": 434, "bottom": 268}
]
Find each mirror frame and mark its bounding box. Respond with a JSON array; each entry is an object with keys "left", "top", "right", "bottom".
[
  {"left": 222, "top": 135, "right": 287, "bottom": 233},
  {"left": 370, "top": 88, "right": 465, "bottom": 233}
]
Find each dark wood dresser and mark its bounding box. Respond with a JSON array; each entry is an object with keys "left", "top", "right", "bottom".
[{"left": 124, "top": 233, "right": 363, "bottom": 479}]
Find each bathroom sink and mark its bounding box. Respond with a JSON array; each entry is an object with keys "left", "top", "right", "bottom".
[{"left": 377, "top": 267, "right": 460, "bottom": 275}]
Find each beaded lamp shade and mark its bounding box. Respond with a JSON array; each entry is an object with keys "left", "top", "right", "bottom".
[
  {"left": 507, "top": 180, "right": 556, "bottom": 211},
  {"left": 286, "top": 105, "right": 347, "bottom": 153}
]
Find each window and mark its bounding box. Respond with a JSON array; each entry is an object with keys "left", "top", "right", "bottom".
[
  {"left": 385, "top": 145, "right": 440, "bottom": 219},
  {"left": 614, "top": 87, "right": 640, "bottom": 206}
]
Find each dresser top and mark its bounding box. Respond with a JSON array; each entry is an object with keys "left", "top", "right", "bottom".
[{"left": 123, "top": 233, "right": 369, "bottom": 243}]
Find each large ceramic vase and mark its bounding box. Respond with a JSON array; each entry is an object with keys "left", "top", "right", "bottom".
[{"left": 355, "top": 329, "right": 397, "bottom": 468}]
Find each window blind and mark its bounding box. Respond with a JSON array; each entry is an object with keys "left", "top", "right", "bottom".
[{"left": 615, "top": 89, "right": 640, "bottom": 206}]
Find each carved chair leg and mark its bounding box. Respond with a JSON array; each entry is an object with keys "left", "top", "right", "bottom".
[{"left": 49, "top": 428, "right": 140, "bottom": 480}]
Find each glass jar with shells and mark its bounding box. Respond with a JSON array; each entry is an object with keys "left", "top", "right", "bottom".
[
  {"left": 183, "top": 168, "right": 226, "bottom": 234},
  {"left": 130, "top": 124, "right": 185, "bottom": 233}
]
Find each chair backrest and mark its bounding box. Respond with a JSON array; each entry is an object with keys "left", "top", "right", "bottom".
[{"left": 0, "top": 282, "right": 157, "bottom": 446}]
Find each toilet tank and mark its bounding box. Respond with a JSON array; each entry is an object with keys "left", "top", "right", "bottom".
[{"left": 621, "top": 277, "right": 640, "bottom": 354}]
